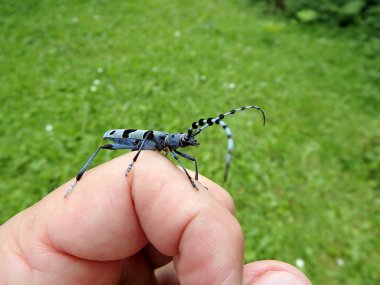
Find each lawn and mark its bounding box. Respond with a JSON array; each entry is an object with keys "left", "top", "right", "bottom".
[{"left": 0, "top": 0, "right": 379, "bottom": 284}]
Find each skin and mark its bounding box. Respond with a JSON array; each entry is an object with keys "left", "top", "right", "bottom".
[{"left": 0, "top": 151, "right": 312, "bottom": 284}]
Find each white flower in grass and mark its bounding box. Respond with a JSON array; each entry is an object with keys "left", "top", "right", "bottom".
[
  {"left": 200, "top": 75, "right": 207, "bottom": 81},
  {"left": 225, "top": 82, "right": 236, "bottom": 90},
  {"left": 97, "top": 67, "right": 104, "bottom": 73},
  {"left": 45, "top": 124, "right": 54, "bottom": 133},
  {"left": 90, "top": 85, "right": 97, "bottom": 92},
  {"left": 93, "top": 79, "right": 100, "bottom": 85},
  {"left": 336, "top": 257, "right": 345, "bottom": 267},
  {"left": 174, "top": 31, "right": 181, "bottom": 37},
  {"left": 295, "top": 258, "right": 305, "bottom": 269}
]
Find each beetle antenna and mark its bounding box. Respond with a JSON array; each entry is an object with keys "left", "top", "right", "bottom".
[{"left": 189, "top": 105, "right": 265, "bottom": 138}]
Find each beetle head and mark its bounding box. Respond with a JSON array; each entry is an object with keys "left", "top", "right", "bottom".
[{"left": 180, "top": 134, "right": 200, "bottom": 147}]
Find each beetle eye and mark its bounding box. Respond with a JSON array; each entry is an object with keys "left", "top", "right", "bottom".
[{"left": 110, "top": 130, "right": 116, "bottom": 135}]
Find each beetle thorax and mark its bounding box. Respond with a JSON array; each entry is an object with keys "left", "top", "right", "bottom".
[{"left": 165, "top": 133, "right": 199, "bottom": 149}]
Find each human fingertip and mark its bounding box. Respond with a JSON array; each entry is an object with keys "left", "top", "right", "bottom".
[{"left": 251, "top": 271, "right": 307, "bottom": 285}]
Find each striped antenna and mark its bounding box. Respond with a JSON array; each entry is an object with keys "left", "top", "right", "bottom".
[
  {"left": 187, "top": 105, "right": 265, "bottom": 138},
  {"left": 218, "top": 120, "right": 234, "bottom": 181}
]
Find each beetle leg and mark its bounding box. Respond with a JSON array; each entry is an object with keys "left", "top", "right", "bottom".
[
  {"left": 174, "top": 150, "right": 199, "bottom": 180},
  {"left": 125, "top": 131, "right": 154, "bottom": 176},
  {"left": 65, "top": 143, "right": 130, "bottom": 198},
  {"left": 169, "top": 150, "right": 199, "bottom": 191}
]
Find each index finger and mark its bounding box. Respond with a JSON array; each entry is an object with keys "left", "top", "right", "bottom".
[{"left": 41, "top": 151, "right": 244, "bottom": 284}]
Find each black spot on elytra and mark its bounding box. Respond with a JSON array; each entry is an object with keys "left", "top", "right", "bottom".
[
  {"left": 122, "top": 129, "right": 137, "bottom": 138},
  {"left": 143, "top": 131, "right": 152, "bottom": 139}
]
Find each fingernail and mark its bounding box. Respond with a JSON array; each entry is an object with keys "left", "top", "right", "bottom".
[{"left": 252, "top": 271, "right": 303, "bottom": 285}]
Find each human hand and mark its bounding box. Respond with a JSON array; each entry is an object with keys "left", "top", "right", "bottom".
[{"left": 0, "top": 151, "right": 312, "bottom": 284}]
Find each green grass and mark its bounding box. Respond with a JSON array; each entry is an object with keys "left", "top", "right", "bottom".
[{"left": 1, "top": 0, "right": 379, "bottom": 284}]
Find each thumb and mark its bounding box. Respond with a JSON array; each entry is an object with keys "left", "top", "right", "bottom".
[{"left": 243, "top": 261, "right": 312, "bottom": 285}]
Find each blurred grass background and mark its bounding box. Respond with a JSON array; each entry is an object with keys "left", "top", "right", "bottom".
[{"left": 0, "top": 0, "right": 379, "bottom": 284}]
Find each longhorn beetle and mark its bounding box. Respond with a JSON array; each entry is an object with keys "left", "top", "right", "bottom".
[{"left": 64, "top": 105, "right": 265, "bottom": 198}]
